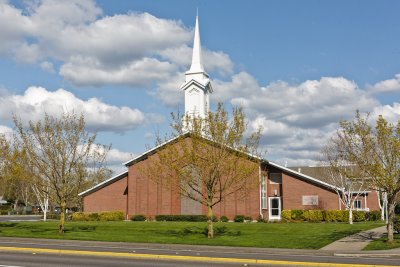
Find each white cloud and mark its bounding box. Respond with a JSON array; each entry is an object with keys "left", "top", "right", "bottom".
[
  {"left": 60, "top": 57, "right": 177, "bottom": 86},
  {"left": 0, "top": 125, "right": 13, "bottom": 141},
  {"left": 106, "top": 147, "right": 135, "bottom": 165},
  {"left": 40, "top": 61, "right": 55, "bottom": 73},
  {"left": 216, "top": 73, "right": 385, "bottom": 166},
  {"left": 372, "top": 103, "right": 400, "bottom": 124},
  {"left": 368, "top": 74, "right": 400, "bottom": 94},
  {"left": 0, "top": 86, "right": 145, "bottom": 132},
  {"left": 0, "top": 1, "right": 234, "bottom": 89}
]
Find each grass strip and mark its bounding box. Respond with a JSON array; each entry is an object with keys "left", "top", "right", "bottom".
[
  {"left": 0, "top": 221, "right": 383, "bottom": 249},
  {"left": 364, "top": 234, "right": 400, "bottom": 250}
]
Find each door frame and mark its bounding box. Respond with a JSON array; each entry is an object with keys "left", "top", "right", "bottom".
[{"left": 268, "top": 197, "right": 281, "bottom": 220}]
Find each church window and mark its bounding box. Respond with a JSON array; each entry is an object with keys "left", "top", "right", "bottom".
[
  {"left": 270, "top": 173, "right": 282, "bottom": 184},
  {"left": 354, "top": 199, "right": 362, "bottom": 210},
  {"left": 261, "top": 176, "right": 267, "bottom": 209},
  {"left": 302, "top": 195, "right": 319, "bottom": 206}
]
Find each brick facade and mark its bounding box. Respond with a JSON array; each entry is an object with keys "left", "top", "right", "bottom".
[
  {"left": 83, "top": 175, "right": 128, "bottom": 215},
  {"left": 81, "top": 137, "right": 381, "bottom": 220}
]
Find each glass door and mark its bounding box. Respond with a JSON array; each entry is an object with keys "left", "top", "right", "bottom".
[{"left": 268, "top": 197, "right": 281, "bottom": 220}]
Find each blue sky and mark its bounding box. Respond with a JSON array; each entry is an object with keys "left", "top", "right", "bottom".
[{"left": 0, "top": 0, "right": 399, "bottom": 173}]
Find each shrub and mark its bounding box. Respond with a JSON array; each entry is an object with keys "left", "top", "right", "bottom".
[
  {"left": 72, "top": 211, "right": 124, "bottom": 221},
  {"left": 88, "top": 212, "right": 100, "bottom": 221},
  {"left": 71, "top": 212, "right": 86, "bottom": 221},
  {"left": 131, "top": 214, "right": 146, "bottom": 221},
  {"left": 220, "top": 215, "right": 229, "bottom": 222},
  {"left": 394, "top": 216, "right": 400, "bottom": 233},
  {"left": 353, "top": 211, "right": 366, "bottom": 222},
  {"left": 291, "top": 210, "right": 304, "bottom": 221},
  {"left": 234, "top": 215, "right": 245, "bottom": 222},
  {"left": 323, "top": 210, "right": 348, "bottom": 222},
  {"left": 99, "top": 211, "right": 124, "bottom": 221},
  {"left": 366, "top": 210, "right": 382, "bottom": 221},
  {"left": 307, "top": 210, "right": 324, "bottom": 222},
  {"left": 155, "top": 215, "right": 208, "bottom": 222},
  {"left": 281, "top": 210, "right": 291, "bottom": 221}
]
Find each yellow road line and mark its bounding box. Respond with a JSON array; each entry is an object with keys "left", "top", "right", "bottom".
[{"left": 0, "top": 246, "right": 394, "bottom": 267}]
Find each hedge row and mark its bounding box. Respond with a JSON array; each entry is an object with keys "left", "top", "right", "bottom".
[
  {"left": 129, "top": 214, "right": 254, "bottom": 222},
  {"left": 154, "top": 215, "right": 211, "bottom": 222},
  {"left": 71, "top": 211, "right": 124, "bottom": 221},
  {"left": 281, "top": 210, "right": 382, "bottom": 222}
]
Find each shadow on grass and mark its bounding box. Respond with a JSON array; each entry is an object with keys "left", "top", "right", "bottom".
[
  {"left": 0, "top": 222, "right": 18, "bottom": 227},
  {"left": 160, "top": 226, "right": 241, "bottom": 237}
]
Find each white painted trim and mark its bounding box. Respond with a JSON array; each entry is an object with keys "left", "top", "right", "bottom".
[
  {"left": 268, "top": 197, "right": 281, "bottom": 220},
  {"left": 268, "top": 161, "right": 341, "bottom": 191},
  {"left": 78, "top": 170, "right": 128, "bottom": 197}
]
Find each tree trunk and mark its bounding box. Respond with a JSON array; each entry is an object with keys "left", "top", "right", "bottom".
[
  {"left": 13, "top": 199, "right": 18, "bottom": 213},
  {"left": 43, "top": 197, "right": 48, "bottom": 222},
  {"left": 349, "top": 208, "right": 353, "bottom": 225},
  {"left": 387, "top": 201, "right": 395, "bottom": 243},
  {"left": 59, "top": 200, "right": 66, "bottom": 234},
  {"left": 207, "top": 204, "right": 214, "bottom": 239}
]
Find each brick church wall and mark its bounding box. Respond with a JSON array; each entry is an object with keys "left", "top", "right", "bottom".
[{"left": 83, "top": 176, "right": 128, "bottom": 215}]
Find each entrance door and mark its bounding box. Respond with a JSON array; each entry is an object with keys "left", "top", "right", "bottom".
[{"left": 268, "top": 197, "right": 281, "bottom": 220}]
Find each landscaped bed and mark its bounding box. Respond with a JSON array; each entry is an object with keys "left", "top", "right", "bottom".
[{"left": 0, "top": 221, "right": 383, "bottom": 249}]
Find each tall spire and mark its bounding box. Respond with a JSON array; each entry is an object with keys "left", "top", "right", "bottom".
[{"left": 188, "top": 15, "right": 204, "bottom": 73}]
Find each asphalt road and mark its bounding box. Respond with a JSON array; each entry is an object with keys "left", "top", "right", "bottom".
[
  {"left": 0, "top": 237, "right": 399, "bottom": 266},
  {"left": 0, "top": 251, "right": 248, "bottom": 267},
  {"left": 0, "top": 215, "right": 41, "bottom": 222}
]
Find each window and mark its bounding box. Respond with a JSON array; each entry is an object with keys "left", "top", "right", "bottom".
[
  {"left": 354, "top": 199, "right": 362, "bottom": 210},
  {"left": 302, "top": 195, "right": 319, "bottom": 206},
  {"left": 270, "top": 173, "right": 282, "bottom": 184},
  {"left": 261, "top": 176, "right": 267, "bottom": 209}
]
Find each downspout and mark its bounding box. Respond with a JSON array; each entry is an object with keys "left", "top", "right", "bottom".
[
  {"left": 259, "top": 164, "right": 263, "bottom": 219},
  {"left": 126, "top": 172, "right": 129, "bottom": 220}
]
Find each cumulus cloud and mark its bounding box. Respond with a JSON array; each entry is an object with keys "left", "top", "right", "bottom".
[
  {"left": 0, "top": 86, "right": 145, "bottom": 132},
  {"left": 0, "top": 125, "right": 13, "bottom": 141},
  {"left": 213, "top": 73, "right": 389, "bottom": 166},
  {"left": 372, "top": 103, "right": 400, "bottom": 124},
  {"left": 368, "top": 73, "right": 400, "bottom": 94},
  {"left": 0, "top": 0, "right": 233, "bottom": 89}
]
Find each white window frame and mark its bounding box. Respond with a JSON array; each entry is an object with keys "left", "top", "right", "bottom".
[
  {"left": 261, "top": 176, "right": 267, "bottom": 209},
  {"left": 302, "top": 195, "right": 319, "bottom": 206},
  {"left": 354, "top": 199, "right": 362, "bottom": 210}
]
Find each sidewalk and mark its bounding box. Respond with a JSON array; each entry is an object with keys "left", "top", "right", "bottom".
[{"left": 320, "top": 225, "right": 400, "bottom": 256}]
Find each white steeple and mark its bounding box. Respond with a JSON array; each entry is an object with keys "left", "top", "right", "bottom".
[
  {"left": 181, "top": 15, "right": 213, "bottom": 120},
  {"left": 188, "top": 15, "right": 204, "bottom": 73}
]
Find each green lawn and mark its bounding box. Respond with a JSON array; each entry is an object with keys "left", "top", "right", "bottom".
[
  {"left": 364, "top": 234, "right": 400, "bottom": 250},
  {"left": 0, "top": 221, "right": 383, "bottom": 249}
]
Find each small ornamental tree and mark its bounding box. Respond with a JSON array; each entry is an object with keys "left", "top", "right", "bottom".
[
  {"left": 334, "top": 111, "right": 400, "bottom": 243},
  {"left": 321, "top": 141, "right": 366, "bottom": 225},
  {"left": 140, "top": 103, "right": 262, "bottom": 238},
  {"left": 14, "top": 113, "right": 110, "bottom": 233}
]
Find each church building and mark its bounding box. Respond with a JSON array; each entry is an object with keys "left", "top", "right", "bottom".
[{"left": 79, "top": 16, "right": 380, "bottom": 220}]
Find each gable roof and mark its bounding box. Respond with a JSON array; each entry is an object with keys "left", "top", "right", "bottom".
[
  {"left": 80, "top": 135, "right": 340, "bottom": 197},
  {"left": 78, "top": 170, "right": 128, "bottom": 197},
  {"left": 267, "top": 162, "right": 341, "bottom": 192},
  {"left": 124, "top": 132, "right": 262, "bottom": 167}
]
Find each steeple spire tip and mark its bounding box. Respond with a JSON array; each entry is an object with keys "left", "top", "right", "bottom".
[{"left": 188, "top": 14, "right": 204, "bottom": 73}]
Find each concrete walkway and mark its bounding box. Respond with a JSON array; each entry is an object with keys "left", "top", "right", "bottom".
[{"left": 320, "top": 225, "right": 387, "bottom": 251}]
